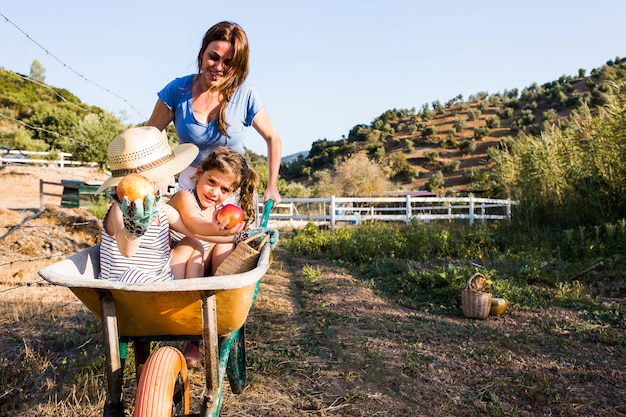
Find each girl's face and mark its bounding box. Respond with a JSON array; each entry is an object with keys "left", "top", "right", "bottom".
[
  {"left": 194, "top": 167, "right": 237, "bottom": 209},
  {"left": 200, "top": 40, "right": 234, "bottom": 89}
]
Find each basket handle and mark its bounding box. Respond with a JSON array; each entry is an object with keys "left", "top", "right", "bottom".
[
  {"left": 465, "top": 272, "right": 485, "bottom": 290},
  {"left": 241, "top": 233, "right": 270, "bottom": 246}
]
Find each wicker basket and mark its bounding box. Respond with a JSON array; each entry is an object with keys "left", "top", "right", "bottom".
[
  {"left": 461, "top": 273, "right": 492, "bottom": 319},
  {"left": 214, "top": 234, "right": 270, "bottom": 276}
]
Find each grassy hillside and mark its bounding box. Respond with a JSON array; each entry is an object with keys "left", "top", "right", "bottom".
[{"left": 282, "top": 57, "right": 626, "bottom": 196}]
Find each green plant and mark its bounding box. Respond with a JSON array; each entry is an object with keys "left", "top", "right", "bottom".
[
  {"left": 88, "top": 194, "right": 109, "bottom": 219},
  {"left": 301, "top": 264, "right": 322, "bottom": 284}
]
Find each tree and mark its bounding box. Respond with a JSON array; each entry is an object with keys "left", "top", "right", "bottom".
[
  {"left": 460, "top": 139, "right": 477, "bottom": 155},
  {"left": 486, "top": 116, "right": 501, "bottom": 129},
  {"left": 334, "top": 152, "right": 387, "bottom": 197},
  {"left": 27, "top": 102, "right": 82, "bottom": 148},
  {"left": 69, "top": 113, "right": 124, "bottom": 167},
  {"left": 29, "top": 60, "right": 46, "bottom": 83},
  {"left": 422, "top": 125, "right": 437, "bottom": 140},
  {"left": 310, "top": 170, "right": 336, "bottom": 197},
  {"left": 387, "top": 153, "right": 418, "bottom": 183},
  {"left": 427, "top": 171, "right": 445, "bottom": 192}
]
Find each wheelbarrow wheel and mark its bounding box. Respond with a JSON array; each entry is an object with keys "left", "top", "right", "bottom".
[{"left": 134, "top": 346, "right": 190, "bottom": 417}]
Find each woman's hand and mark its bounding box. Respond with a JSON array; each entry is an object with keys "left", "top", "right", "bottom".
[{"left": 263, "top": 185, "right": 282, "bottom": 205}]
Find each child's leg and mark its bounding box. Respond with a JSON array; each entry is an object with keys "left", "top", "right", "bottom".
[
  {"left": 209, "top": 242, "right": 236, "bottom": 275},
  {"left": 171, "top": 237, "right": 204, "bottom": 279}
]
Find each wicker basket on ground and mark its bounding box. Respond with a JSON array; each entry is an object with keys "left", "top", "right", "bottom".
[{"left": 461, "top": 273, "right": 492, "bottom": 319}]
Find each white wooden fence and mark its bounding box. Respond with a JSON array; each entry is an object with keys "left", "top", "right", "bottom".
[
  {"left": 0, "top": 150, "right": 97, "bottom": 167},
  {"left": 259, "top": 195, "right": 517, "bottom": 228},
  {"left": 39, "top": 177, "right": 516, "bottom": 228}
]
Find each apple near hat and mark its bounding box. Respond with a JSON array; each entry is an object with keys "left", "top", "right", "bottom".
[{"left": 96, "top": 126, "right": 198, "bottom": 194}]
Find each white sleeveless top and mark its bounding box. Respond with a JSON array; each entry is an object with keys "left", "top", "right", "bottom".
[{"left": 99, "top": 207, "right": 174, "bottom": 283}]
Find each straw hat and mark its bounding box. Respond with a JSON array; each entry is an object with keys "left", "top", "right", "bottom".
[{"left": 96, "top": 126, "right": 199, "bottom": 193}]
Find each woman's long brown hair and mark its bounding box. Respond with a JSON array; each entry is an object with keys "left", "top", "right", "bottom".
[{"left": 197, "top": 21, "right": 249, "bottom": 137}]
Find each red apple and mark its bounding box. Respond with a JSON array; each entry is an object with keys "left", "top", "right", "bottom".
[
  {"left": 116, "top": 173, "right": 155, "bottom": 203},
  {"left": 216, "top": 204, "right": 244, "bottom": 229}
]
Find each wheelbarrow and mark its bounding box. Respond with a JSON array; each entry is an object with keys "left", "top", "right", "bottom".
[{"left": 38, "top": 203, "right": 276, "bottom": 417}]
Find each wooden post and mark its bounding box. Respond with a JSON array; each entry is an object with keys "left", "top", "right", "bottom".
[
  {"left": 507, "top": 198, "right": 512, "bottom": 221},
  {"left": 405, "top": 195, "right": 411, "bottom": 223},
  {"left": 100, "top": 291, "right": 124, "bottom": 417},
  {"left": 330, "top": 195, "right": 336, "bottom": 229},
  {"left": 39, "top": 179, "right": 44, "bottom": 211},
  {"left": 201, "top": 291, "right": 220, "bottom": 409}
]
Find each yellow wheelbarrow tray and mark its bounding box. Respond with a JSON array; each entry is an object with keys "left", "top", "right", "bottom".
[{"left": 38, "top": 241, "right": 272, "bottom": 417}]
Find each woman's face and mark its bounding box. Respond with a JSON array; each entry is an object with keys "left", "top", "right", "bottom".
[
  {"left": 200, "top": 40, "right": 234, "bottom": 89},
  {"left": 194, "top": 167, "right": 237, "bottom": 209}
]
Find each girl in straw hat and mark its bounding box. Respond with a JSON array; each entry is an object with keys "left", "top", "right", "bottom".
[{"left": 97, "top": 126, "right": 243, "bottom": 283}]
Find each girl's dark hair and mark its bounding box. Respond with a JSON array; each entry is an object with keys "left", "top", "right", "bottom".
[
  {"left": 198, "top": 147, "right": 259, "bottom": 226},
  {"left": 197, "top": 21, "right": 249, "bottom": 137}
]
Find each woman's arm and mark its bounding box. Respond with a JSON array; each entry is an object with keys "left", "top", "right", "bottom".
[
  {"left": 146, "top": 99, "right": 174, "bottom": 131},
  {"left": 252, "top": 108, "right": 283, "bottom": 204}
]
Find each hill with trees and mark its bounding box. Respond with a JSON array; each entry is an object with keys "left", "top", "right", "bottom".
[
  {"left": 280, "top": 56, "right": 626, "bottom": 201},
  {"left": 2, "top": 57, "right": 626, "bottom": 214}
]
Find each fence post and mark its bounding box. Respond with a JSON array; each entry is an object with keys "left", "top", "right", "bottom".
[
  {"left": 40, "top": 179, "right": 44, "bottom": 211},
  {"left": 330, "top": 195, "right": 336, "bottom": 229},
  {"left": 469, "top": 195, "right": 475, "bottom": 225},
  {"left": 507, "top": 198, "right": 511, "bottom": 221},
  {"left": 405, "top": 195, "right": 411, "bottom": 223}
]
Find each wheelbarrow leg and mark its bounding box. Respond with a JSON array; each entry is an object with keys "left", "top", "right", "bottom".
[
  {"left": 226, "top": 325, "right": 247, "bottom": 394},
  {"left": 200, "top": 291, "right": 220, "bottom": 415},
  {"left": 100, "top": 291, "right": 124, "bottom": 417}
]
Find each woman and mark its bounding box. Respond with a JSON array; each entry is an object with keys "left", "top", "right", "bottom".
[{"left": 147, "top": 21, "right": 282, "bottom": 205}]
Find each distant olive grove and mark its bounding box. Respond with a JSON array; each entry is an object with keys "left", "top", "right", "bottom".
[{"left": 280, "top": 58, "right": 626, "bottom": 209}]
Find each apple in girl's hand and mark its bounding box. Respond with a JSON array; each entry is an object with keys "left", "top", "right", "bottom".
[
  {"left": 216, "top": 204, "right": 244, "bottom": 229},
  {"left": 116, "top": 173, "right": 155, "bottom": 202}
]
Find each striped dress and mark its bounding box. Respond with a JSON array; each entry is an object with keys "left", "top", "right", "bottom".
[{"left": 99, "top": 207, "right": 174, "bottom": 283}]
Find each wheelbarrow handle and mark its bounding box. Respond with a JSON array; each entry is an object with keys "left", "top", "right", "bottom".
[{"left": 261, "top": 199, "right": 274, "bottom": 229}]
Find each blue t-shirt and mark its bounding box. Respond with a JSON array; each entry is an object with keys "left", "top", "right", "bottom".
[{"left": 157, "top": 74, "right": 264, "bottom": 167}]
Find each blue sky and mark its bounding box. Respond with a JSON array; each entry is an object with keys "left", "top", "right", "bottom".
[{"left": 2, "top": 1, "right": 625, "bottom": 157}]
